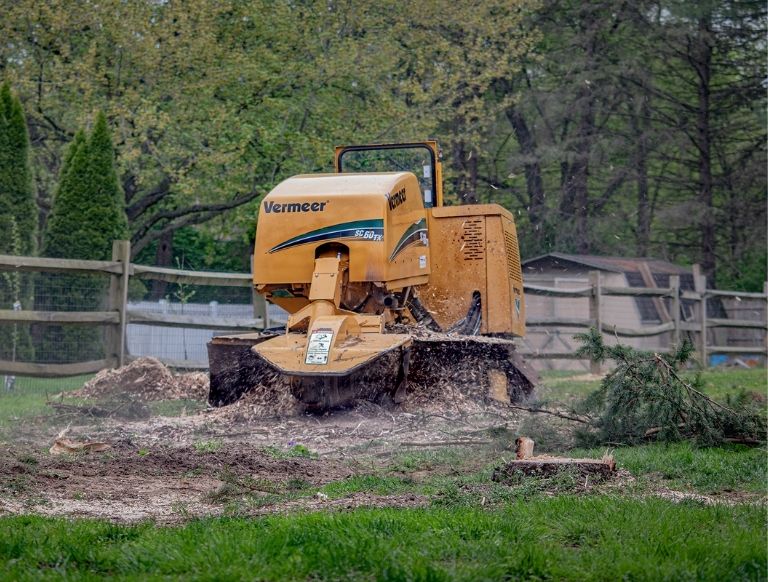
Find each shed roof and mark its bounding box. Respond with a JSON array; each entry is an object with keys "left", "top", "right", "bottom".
[{"left": 522, "top": 252, "right": 691, "bottom": 275}]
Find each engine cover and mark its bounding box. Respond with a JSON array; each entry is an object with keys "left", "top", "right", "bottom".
[{"left": 253, "top": 173, "right": 430, "bottom": 288}]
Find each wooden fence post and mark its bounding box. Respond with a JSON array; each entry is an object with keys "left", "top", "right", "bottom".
[
  {"left": 250, "top": 254, "right": 269, "bottom": 329},
  {"left": 670, "top": 275, "right": 681, "bottom": 348},
  {"left": 694, "top": 273, "right": 708, "bottom": 367},
  {"left": 588, "top": 270, "right": 602, "bottom": 374},
  {"left": 108, "top": 240, "right": 131, "bottom": 367}
]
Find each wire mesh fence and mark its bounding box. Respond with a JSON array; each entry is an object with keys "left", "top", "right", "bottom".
[
  {"left": 1, "top": 245, "right": 766, "bottom": 395},
  {"left": 2, "top": 271, "right": 112, "bottom": 366},
  {"left": 126, "top": 293, "right": 288, "bottom": 366},
  {"left": 1, "top": 271, "right": 290, "bottom": 395}
]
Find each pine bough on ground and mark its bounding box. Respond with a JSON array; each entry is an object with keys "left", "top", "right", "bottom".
[{"left": 571, "top": 328, "right": 766, "bottom": 446}]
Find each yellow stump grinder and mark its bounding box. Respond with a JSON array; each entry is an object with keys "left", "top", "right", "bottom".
[{"left": 208, "top": 141, "right": 537, "bottom": 410}]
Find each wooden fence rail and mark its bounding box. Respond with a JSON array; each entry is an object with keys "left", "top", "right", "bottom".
[
  {"left": 0, "top": 241, "right": 765, "bottom": 377},
  {"left": 519, "top": 273, "right": 768, "bottom": 370}
]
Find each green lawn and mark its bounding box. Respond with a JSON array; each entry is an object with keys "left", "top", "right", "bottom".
[
  {"left": 571, "top": 441, "right": 767, "bottom": 494},
  {"left": 0, "top": 367, "right": 764, "bottom": 580},
  {"left": 2, "top": 374, "right": 93, "bottom": 394},
  {"left": 0, "top": 375, "right": 204, "bottom": 439},
  {"left": 0, "top": 375, "right": 92, "bottom": 432},
  {"left": 539, "top": 366, "right": 767, "bottom": 401},
  {"left": 694, "top": 368, "right": 768, "bottom": 401},
  {"left": 0, "top": 499, "right": 764, "bottom": 581}
]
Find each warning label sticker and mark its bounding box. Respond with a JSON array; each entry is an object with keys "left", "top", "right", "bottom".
[{"left": 305, "top": 329, "right": 333, "bottom": 365}]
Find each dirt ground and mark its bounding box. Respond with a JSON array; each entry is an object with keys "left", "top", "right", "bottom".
[
  {"left": 0, "top": 358, "right": 759, "bottom": 523},
  {"left": 0, "top": 358, "right": 530, "bottom": 522},
  {"left": 0, "top": 407, "right": 516, "bottom": 523}
]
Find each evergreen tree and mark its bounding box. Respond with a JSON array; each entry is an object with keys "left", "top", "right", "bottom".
[
  {"left": 38, "top": 114, "right": 128, "bottom": 363},
  {"left": 43, "top": 113, "right": 128, "bottom": 259},
  {"left": 0, "top": 83, "right": 36, "bottom": 362}
]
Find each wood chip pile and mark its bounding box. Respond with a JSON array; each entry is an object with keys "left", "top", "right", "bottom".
[{"left": 72, "top": 358, "right": 209, "bottom": 402}]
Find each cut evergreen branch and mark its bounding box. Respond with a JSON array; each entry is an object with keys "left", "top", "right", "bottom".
[{"left": 573, "top": 328, "right": 766, "bottom": 446}]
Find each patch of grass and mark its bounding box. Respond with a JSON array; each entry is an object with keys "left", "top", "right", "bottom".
[
  {"left": 322, "top": 439, "right": 765, "bottom": 506},
  {"left": 0, "top": 376, "right": 206, "bottom": 437},
  {"left": 0, "top": 500, "right": 763, "bottom": 580},
  {"left": 0, "top": 375, "right": 93, "bottom": 440},
  {"left": 570, "top": 441, "right": 767, "bottom": 494},
  {"left": 320, "top": 475, "right": 416, "bottom": 499},
  {"left": 690, "top": 368, "right": 768, "bottom": 401},
  {"left": 0, "top": 396, "right": 82, "bottom": 434},
  {"left": 206, "top": 468, "right": 305, "bottom": 507},
  {"left": 193, "top": 439, "right": 223, "bottom": 454},
  {"left": 204, "top": 482, "right": 244, "bottom": 504},
  {"left": 484, "top": 466, "right": 585, "bottom": 500},
  {"left": 388, "top": 448, "right": 466, "bottom": 473},
  {"left": 538, "top": 371, "right": 601, "bottom": 400},
  {"left": 2, "top": 375, "right": 93, "bottom": 394},
  {"left": 15, "top": 455, "right": 38, "bottom": 466},
  {"left": 170, "top": 502, "right": 190, "bottom": 518},
  {"left": 0, "top": 475, "right": 31, "bottom": 496},
  {"left": 286, "top": 478, "right": 312, "bottom": 491},
  {"left": 539, "top": 367, "right": 767, "bottom": 404},
  {"left": 317, "top": 467, "right": 589, "bottom": 509}
]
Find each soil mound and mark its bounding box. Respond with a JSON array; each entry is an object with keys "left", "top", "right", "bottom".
[{"left": 72, "top": 358, "right": 209, "bottom": 402}]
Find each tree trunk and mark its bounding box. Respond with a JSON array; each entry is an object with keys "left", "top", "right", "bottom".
[
  {"left": 632, "top": 95, "right": 651, "bottom": 256},
  {"left": 695, "top": 14, "right": 716, "bottom": 286},
  {"left": 506, "top": 104, "right": 546, "bottom": 242},
  {"left": 149, "top": 230, "right": 173, "bottom": 300},
  {"left": 561, "top": 88, "right": 594, "bottom": 254},
  {"left": 452, "top": 137, "right": 479, "bottom": 204},
  {"left": 559, "top": 6, "right": 597, "bottom": 254}
]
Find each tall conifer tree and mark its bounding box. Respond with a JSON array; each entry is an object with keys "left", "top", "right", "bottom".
[
  {"left": 39, "top": 114, "right": 128, "bottom": 362},
  {"left": 44, "top": 113, "right": 128, "bottom": 259},
  {"left": 0, "top": 83, "right": 36, "bottom": 362}
]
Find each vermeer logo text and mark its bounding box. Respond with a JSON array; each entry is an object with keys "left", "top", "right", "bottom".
[{"left": 263, "top": 201, "right": 328, "bottom": 213}]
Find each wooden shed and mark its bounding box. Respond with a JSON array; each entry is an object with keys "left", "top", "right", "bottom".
[{"left": 521, "top": 253, "right": 700, "bottom": 371}]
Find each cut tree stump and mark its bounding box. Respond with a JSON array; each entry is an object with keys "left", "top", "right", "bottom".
[
  {"left": 515, "top": 436, "right": 535, "bottom": 459},
  {"left": 492, "top": 455, "right": 616, "bottom": 482}
]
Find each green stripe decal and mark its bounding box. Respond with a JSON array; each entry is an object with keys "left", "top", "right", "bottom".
[
  {"left": 389, "top": 218, "right": 428, "bottom": 261},
  {"left": 269, "top": 219, "right": 384, "bottom": 253}
]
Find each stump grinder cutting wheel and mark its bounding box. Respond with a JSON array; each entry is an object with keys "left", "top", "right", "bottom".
[{"left": 207, "top": 141, "right": 537, "bottom": 410}]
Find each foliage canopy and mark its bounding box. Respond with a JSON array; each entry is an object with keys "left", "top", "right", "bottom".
[{"left": 0, "top": 0, "right": 764, "bottom": 287}]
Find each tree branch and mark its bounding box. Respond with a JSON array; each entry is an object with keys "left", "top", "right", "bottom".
[
  {"left": 125, "top": 176, "right": 172, "bottom": 220},
  {"left": 130, "top": 190, "right": 262, "bottom": 255}
]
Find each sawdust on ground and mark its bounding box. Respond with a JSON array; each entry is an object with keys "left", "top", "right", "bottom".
[
  {"left": 68, "top": 335, "right": 534, "bottom": 420},
  {"left": 0, "top": 442, "right": 354, "bottom": 523},
  {"left": 6, "top": 359, "right": 756, "bottom": 523},
  {"left": 71, "top": 358, "right": 210, "bottom": 402}
]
